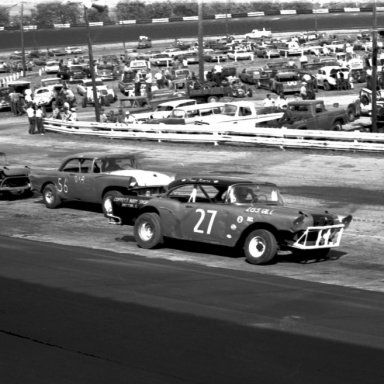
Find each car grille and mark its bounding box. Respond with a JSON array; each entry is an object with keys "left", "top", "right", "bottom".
[
  {"left": 311, "top": 214, "right": 334, "bottom": 227},
  {"left": 1, "top": 176, "right": 30, "bottom": 189}
]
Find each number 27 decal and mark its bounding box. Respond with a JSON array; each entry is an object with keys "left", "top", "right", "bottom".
[{"left": 193, "top": 209, "right": 217, "bottom": 235}]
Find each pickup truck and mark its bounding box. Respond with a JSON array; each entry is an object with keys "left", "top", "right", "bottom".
[
  {"left": 172, "top": 79, "right": 229, "bottom": 103},
  {"left": 193, "top": 101, "right": 284, "bottom": 127},
  {"left": 278, "top": 100, "right": 349, "bottom": 130},
  {"left": 30, "top": 152, "right": 175, "bottom": 214}
]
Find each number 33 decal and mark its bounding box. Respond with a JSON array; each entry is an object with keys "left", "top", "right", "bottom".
[{"left": 193, "top": 209, "right": 217, "bottom": 235}]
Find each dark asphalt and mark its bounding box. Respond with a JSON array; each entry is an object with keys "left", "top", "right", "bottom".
[{"left": 0, "top": 235, "right": 383, "bottom": 384}]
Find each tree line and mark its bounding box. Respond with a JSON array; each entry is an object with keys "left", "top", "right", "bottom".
[{"left": 0, "top": 1, "right": 382, "bottom": 28}]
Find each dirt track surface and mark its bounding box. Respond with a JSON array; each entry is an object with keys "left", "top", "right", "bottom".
[{"left": 1, "top": 117, "right": 384, "bottom": 292}]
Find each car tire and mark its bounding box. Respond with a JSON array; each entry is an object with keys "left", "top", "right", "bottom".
[
  {"left": 42, "top": 184, "right": 61, "bottom": 209},
  {"left": 323, "top": 81, "right": 331, "bottom": 91},
  {"left": 243, "top": 229, "right": 277, "bottom": 265},
  {"left": 207, "top": 96, "right": 219, "bottom": 103},
  {"left": 346, "top": 105, "right": 356, "bottom": 122},
  {"left": 102, "top": 190, "right": 123, "bottom": 216},
  {"left": 134, "top": 212, "right": 163, "bottom": 249},
  {"left": 332, "top": 121, "right": 342, "bottom": 131}
]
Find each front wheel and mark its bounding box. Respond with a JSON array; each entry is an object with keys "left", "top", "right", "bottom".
[
  {"left": 243, "top": 229, "right": 278, "bottom": 265},
  {"left": 323, "top": 81, "right": 331, "bottom": 91},
  {"left": 102, "top": 190, "right": 123, "bottom": 216},
  {"left": 42, "top": 184, "right": 61, "bottom": 209},
  {"left": 134, "top": 212, "right": 163, "bottom": 249}
]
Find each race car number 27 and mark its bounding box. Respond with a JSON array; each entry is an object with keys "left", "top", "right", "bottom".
[{"left": 194, "top": 209, "right": 217, "bottom": 235}]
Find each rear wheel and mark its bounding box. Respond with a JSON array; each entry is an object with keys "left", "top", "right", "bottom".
[
  {"left": 346, "top": 105, "right": 356, "bottom": 122},
  {"left": 207, "top": 95, "right": 219, "bottom": 103},
  {"left": 42, "top": 184, "right": 61, "bottom": 209},
  {"left": 332, "top": 121, "right": 342, "bottom": 131},
  {"left": 243, "top": 229, "right": 278, "bottom": 265},
  {"left": 134, "top": 212, "right": 163, "bottom": 249}
]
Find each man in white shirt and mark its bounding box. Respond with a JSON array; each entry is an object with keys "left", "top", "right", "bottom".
[{"left": 262, "top": 94, "right": 274, "bottom": 108}]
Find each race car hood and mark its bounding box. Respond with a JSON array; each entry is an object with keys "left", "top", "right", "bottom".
[
  {"left": 0, "top": 166, "right": 30, "bottom": 177},
  {"left": 237, "top": 203, "right": 351, "bottom": 232},
  {"left": 108, "top": 169, "right": 174, "bottom": 186}
]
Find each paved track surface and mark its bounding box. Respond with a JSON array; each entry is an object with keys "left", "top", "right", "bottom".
[
  {"left": 0, "top": 118, "right": 383, "bottom": 292},
  {"left": 1, "top": 236, "right": 384, "bottom": 384}
]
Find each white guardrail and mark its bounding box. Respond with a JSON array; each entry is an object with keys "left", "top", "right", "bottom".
[{"left": 43, "top": 118, "right": 384, "bottom": 152}]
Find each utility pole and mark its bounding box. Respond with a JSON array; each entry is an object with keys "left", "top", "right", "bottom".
[
  {"left": 371, "top": 0, "right": 378, "bottom": 133},
  {"left": 197, "top": 0, "right": 204, "bottom": 83},
  {"left": 20, "top": 2, "right": 27, "bottom": 76},
  {"left": 84, "top": 5, "right": 101, "bottom": 122}
]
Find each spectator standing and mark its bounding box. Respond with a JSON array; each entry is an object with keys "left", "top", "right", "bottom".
[
  {"left": 25, "top": 103, "right": 36, "bottom": 134},
  {"left": 262, "top": 93, "right": 274, "bottom": 108},
  {"left": 116, "top": 108, "right": 125, "bottom": 124},
  {"left": 300, "top": 82, "right": 308, "bottom": 99},
  {"left": 276, "top": 93, "right": 288, "bottom": 109},
  {"left": 134, "top": 71, "right": 141, "bottom": 96},
  {"left": 68, "top": 107, "right": 77, "bottom": 122},
  {"left": 100, "top": 108, "right": 108, "bottom": 123},
  {"left": 145, "top": 72, "right": 152, "bottom": 99},
  {"left": 124, "top": 110, "right": 136, "bottom": 124},
  {"left": 299, "top": 54, "right": 308, "bottom": 68},
  {"left": 51, "top": 103, "right": 61, "bottom": 119},
  {"left": 154, "top": 70, "right": 164, "bottom": 89},
  {"left": 35, "top": 105, "right": 45, "bottom": 135},
  {"left": 9, "top": 88, "right": 17, "bottom": 116}
]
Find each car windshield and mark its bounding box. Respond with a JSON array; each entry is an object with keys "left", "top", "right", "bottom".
[
  {"left": 98, "top": 156, "right": 137, "bottom": 172},
  {"left": 156, "top": 105, "right": 173, "bottom": 112},
  {"left": 227, "top": 183, "right": 284, "bottom": 205},
  {"left": 222, "top": 104, "right": 237, "bottom": 116}
]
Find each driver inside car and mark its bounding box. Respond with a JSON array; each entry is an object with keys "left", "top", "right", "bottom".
[{"left": 228, "top": 186, "right": 255, "bottom": 204}]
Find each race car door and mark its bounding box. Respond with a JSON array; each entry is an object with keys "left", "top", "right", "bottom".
[
  {"left": 57, "top": 158, "right": 84, "bottom": 200},
  {"left": 58, "top": 157, "right": 96, "bottom": 201},
  {"left": 175, "top": 185, "right": 232, "bottom": 246}
]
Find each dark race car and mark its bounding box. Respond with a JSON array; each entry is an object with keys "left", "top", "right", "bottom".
[
  {"left": 0, "top": 152, "right": 31, "bottom": 198},
  {"left": 105, "top": 176, "right": 353, "bottom": 265}
]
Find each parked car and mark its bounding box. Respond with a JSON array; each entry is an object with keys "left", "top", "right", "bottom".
[
  {"left": 239, "top": 67, "right": 264, "bottom": 85},
  {"left": 316, "top": 66, "right": 351, "bottom": 90},
  {"left": 44, "top": 60, "right": 60, "bottom": 74},
  {"left": 149, "top": 54, "right": 174, "bottom": 67},
  {"left": 269, "top": 71, "right": 302, "bottom": 94},
  {"left": 255, "top": 46, "right": 280, "bottom": 59},
  {"left": 227, "top": 50, "right": 252, "bottom": 60},
  {"left": 203, "top": 49, "right": 227, "bottom": 62},
  {"left": 50, "top": 48, "right": 67, "bottom": 56},
  {"left": 65, "top": 46, "right": 83, "bottom": 55},
  {"left": 0, "top": 87, "right": 11, "bottom": 111},
  {"left": 0, "top": 152, "right": 31, "bottom": 197}
]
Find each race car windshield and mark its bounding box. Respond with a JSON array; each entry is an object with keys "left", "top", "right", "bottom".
[
  {"left": 100, "top": 157, "right": 137, "bottom": 172},
  {"left": 229, "top": 184, "right": 284, "bottom": 205}
]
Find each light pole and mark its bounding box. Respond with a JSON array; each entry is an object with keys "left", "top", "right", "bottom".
[
  {"left": 197, "top": 0, "right": 204, "bottom": 83},
  {"left": 83, "top": 4, "right": 101, "bottom": 122},
  {"left": 20, "top": 2, "right": 27, "bottom": 76}
]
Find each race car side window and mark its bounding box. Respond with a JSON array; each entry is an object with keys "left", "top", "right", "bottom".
[{"left": 61, "top": 159, "right": 80, "bottom": 173}]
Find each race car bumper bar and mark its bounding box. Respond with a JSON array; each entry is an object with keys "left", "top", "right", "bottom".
[{"left": 292, "top": 224, "right": 345, "bottom": 250}]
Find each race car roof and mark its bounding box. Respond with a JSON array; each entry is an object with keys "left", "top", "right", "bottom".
[{"left": 168, "top": 176, "right": 276, "bottom": 189}]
